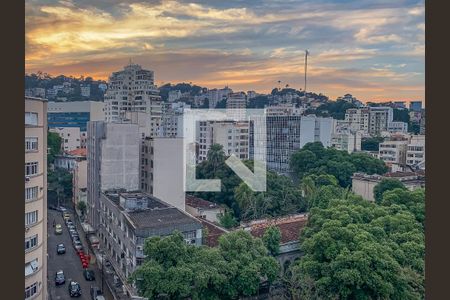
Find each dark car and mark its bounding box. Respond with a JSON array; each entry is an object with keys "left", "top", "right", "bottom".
[
  {"left": 83, "top": 269, "right": 96, "bottom": 281},
  {"left": 57, "top": 243, "right": 66, "bottom": 255},
  {"left": 68, "top": 281, "right": 82, "bottom": 297},
  {"left": 55, "top": 270, "right": 65, "bottom": 285}
]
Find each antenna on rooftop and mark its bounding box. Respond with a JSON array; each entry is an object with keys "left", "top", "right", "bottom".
[{"left": 304, "top": 49, "right": 309, "bottom": 97}]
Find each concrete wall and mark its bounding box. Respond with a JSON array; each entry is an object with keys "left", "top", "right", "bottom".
[{"left": 152, "top": 138, "right": 185, "bottom": 211}]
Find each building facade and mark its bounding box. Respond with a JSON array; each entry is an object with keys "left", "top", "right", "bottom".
[
  {"left": 406, "top": 135, "right": 425, "bottom": 168},
  {"left": 197, "top": 120, "right": 250, "bottom": 162},
  {"left": 47, "top": 101, "right": 105, "bottom": 132},
  {"left": 98, "top": 191, "right": 202, "bottom": 298},
  {"left": 49, "top": 126, "right": 81, "bottom": 152},
  {"left": 378, "top": 137, "right": 409, "bottom": 169},
  {"left": 25, "top": 97, "right": 48, "bottom": 300},
  {"left": 87, "top": 121, "right": 140, "bottom": 230},
  {"left": 103, "top": 63, "right": 162, "bottom": 126}
]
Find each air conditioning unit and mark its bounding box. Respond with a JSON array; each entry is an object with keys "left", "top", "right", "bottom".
[
  {"left": 25, "top": 176, "right": 30, "bottom": 182},
  {"left": 136, "top": 245, "right": 143, "bottom": 251},
  {"left": 25, "top": 227, "right": 30, "bottom": 233}
]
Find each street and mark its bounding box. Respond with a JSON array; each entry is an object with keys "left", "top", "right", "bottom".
[{"left": 47, "top": 209, "right": 113, "bottom": 300}]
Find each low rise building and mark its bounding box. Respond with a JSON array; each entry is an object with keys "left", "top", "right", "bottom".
[
  {"left": 406, "top": 135, "right": 425, "bottom": 169},
  {"left": 387, "top": 121, "right": 408, "bottom": 134},
  {"left": 98, "top": 191, "right": 202, "bottom": 297},
  {"left": 378, "top": 137, "right": 409, "bottom": 169},
  {"left": 54, "top": 148, "right": 87, "bottom": 170},
  {"left": 49, "top": 127, "right": 81, "bottom": 152},
  {"left": 352, "top": 171, "right": 425, "bottom": 201},
  {"left": 185, "top": 195, "right": 224, "bottom": 223}
]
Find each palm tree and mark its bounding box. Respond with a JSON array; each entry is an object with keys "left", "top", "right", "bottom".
[{"left": 207, "top": 144, "right": 226, "bottom": 173}]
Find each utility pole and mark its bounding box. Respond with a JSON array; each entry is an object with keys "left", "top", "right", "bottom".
[{"left": 304, "top": 49, "right": 309, "bottom": 97}]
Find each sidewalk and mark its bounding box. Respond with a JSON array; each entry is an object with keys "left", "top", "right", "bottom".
[{"left": 73, "top": 214, "right": 130, "bottom": 300}]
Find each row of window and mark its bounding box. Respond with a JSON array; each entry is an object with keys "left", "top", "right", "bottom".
[
  {"left": 25, "top": 162, "right": 39, "bottom": 176},
  {"left": 25, "top": 235, "right": 38, "bottom": 251},
  {"left": 25, "top": 282, "right": 39, "bottom": 299},
  {"left": 25, "top": 137, "right": 38, "bottom": 151},
  {"left": 25, "top": 211, "right": 38, "bottom": 226},
  {"left": 25, "top": 112, "right": 38, "bottom": 126},
  {"left": 25, "top": 258, "right": 39, "bottom": 277},
  {"left": 25, "top": 186, "right": 39, "bottom": 202}
]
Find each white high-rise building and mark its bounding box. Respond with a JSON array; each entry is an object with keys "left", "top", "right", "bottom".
[
  {"left": 104, "top": 63, "right": 162, "bottom": 128},
  {"left": 198, "top": 120, "right": 249, "bottom": 162}
]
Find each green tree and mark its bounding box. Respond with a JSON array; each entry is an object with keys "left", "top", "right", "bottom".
[
  {"left": 77, "top": 201, "right": 87, "bottom": 216},
  {"left": 218, "top": 210, "right": 238, "bottom": 229},
  {"left": 361, "top": 136, "right": 385, "bottom": 151},
  {"left": 373, "top": 178, "right": 407, "bottom": 203},
  {"left": 288, "top": 196, "right": 424, "bottom": 299},
  {"left": 263, "top": 226, "right": 281, "bottom": 256},
  {"left": 381, "top": 188, "right": 425, "bottom": 226},
  {"left": 207, "top": 144, "right": 226, "bottom": 174},
  {"left": 47, "top": 131, "right": 62, "bottom": 165},
  {"left": 131, "top": 231, "right": 279, "bottom": 299}
]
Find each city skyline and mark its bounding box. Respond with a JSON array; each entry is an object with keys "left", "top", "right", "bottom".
[{"left": 25, "top": 0, "right": 424, "bottom": 102}]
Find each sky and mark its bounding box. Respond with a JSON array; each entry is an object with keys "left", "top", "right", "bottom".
[{"left": 25, "top": 0, "right": 425, "bottom": 102}]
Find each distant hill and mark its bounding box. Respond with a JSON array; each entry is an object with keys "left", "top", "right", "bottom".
[{"left": 25, "top": 72, "right": 107, "bottom": 101}]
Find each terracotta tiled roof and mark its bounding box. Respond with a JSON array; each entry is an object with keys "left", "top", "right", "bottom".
[
  {"left": 249, "top": 215, "right": 308, "bottom": 244},
  {"left": 198, "top": 218, "right": 228, "bottom": 247},
  {"left": 186, "top": 194, "right": 220, "bottom": 210},
  {"left": 67, "top": 148, "right": 87, "bottom": 157}
]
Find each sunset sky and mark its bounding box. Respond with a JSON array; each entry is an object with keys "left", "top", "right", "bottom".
[{"left": 25, "top": 0, "right": 425, "bottom": 102}]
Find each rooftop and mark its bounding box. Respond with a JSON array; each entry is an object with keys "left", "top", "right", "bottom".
[
  {"left": 67, "top": 148, "right": 87, "bottom": 157},
  {"left": 247, "top": 214, "right": 309, "bottom": 244},
  {"left": 198, "top": 218, "right": 228, "bottom": 247},
  {"left": 127, "top": 207, "right": 200, "bottom": 230},
  {"left": 186, "top": 195, "right": 220, "bottom": 210}
]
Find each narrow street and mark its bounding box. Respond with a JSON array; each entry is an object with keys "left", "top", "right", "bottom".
[{"left": 47, "top": 209, "right": 114, "bottom": 300}]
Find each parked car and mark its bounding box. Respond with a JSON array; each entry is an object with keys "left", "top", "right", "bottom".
[
  {"left": 73, "top": 240, "right": 83, "bottom": 251},
  {"left": 69, "top": 228, "right": 77, "bottom": 236},
  {"left": 83, "top": 269, "right": 96, "bottom": 281},
  {"left": 57, "top": 243, "right": 66, "bottom": 255},
  {"left": 63, "top": 212, "right": 71, "bottom": 221},
  {"left": 55, "top": 224, "right": 63, "bottom": 235},
  {"left": 66, "top": 220, "right": 74, "bottom": 227},
  {"left": 68, "top": 281, "right": 82, "bottom": 297},
  {"left": 55, "top": 270, "right": 65, "bottom": 285},
  {"left": 57, "top": 206, "right": 67, "bottom": 212},
  {"left": 90, "top": 286, "right": 106, "bottom": 300}
]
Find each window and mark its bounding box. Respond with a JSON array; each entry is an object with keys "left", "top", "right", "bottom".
[
  {"left": 25, "top": 137, "right": 38, "bottom": 151},
  {"left": 25, "top": 162, "right": 38, "bottom": 176},
  {"left": 25, "top": 112, "right": 38, "bottom": 126},
  {"left": 25, "top": 235, "right": 38, "bottom": 251},
  {"left": 25, "top": 211, "right": 38, "bottom": 226},
  {"left": 25, "top": 258, "right": 39, "bottom": 276},
  {"left": 25, "top": 282, "right": 38, "bottom": 299},
  {"left": 25, "top": 187, "right": 39, "bottom": 202}
]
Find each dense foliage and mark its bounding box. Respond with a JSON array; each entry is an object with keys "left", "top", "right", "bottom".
[
  {"left": 47, "top": 131, "right": 62, "bottom": 165},
  {"left": 131, "top": 231, "right": 279, "bottom": 299},
  {"left": 287, "top": 188, "right": 425, "bottom": 299},
  {"left": 263, "top": 226, "right": 282, "bottom": 256},
  {"left": 195, "top": 144, "right": 306, "bottom": 221},
  {"left": 373, "top": 178, "right": 407, "bottom": 203},
  {"left": 361, "top": 136, "right": 385, "bottom": 151},
  {"left": 314, "top": 100, "right": 357, "bottom": 120},
  {"left": 290, "top": 142, "right": 388, "bottom": 187}
]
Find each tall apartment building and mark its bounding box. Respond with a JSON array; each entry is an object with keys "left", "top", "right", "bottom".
[
  {"left": 47, "top": 101, "right": 105, "bottom": 131},
  {"left": 87, "top": 121, "right": 140, "bottom": 230},
  {"left": 378, "top": 137, "right": 409, "bottom": 168},
  {"left": 344, "top": 107, "right": 393, "bottom": 136},
  {"left": 25, "top": 97, "right": 48, "bottom": 300},
  {"left": 158, "top": 102, "right": 188, "bottom": 138},
  {"left": 251, "top": 115, "right": 334, "bottom": 173},
  {"left": 197, "top": 120, "right": 250, "bottom": 162},
  {"left": 369, "top": 107, "right": 393, "bottom": 135},
  {"left": 103, "top": 64, "right": 162, "bottom": 130},
  {"left": 204, "top": 87, "right": 232, "bottom": 108},
  {"left": 345, "top": 107, "right": 370, "bottom": 133},
  {"left": 406, "top": 135, "right": 425, "bottom": 168},
  {"left": 140, "top": 137, "right": 186, "bottom": 211},
  {"left": 98, "top": 191, "right": 202, "bottom": 297}
]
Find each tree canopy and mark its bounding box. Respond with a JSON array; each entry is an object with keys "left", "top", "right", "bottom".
[
  {"left": 373, "top": 178, "right": 407, "bottom": 203},
  {"left": 287, "top": 192, "right": 425, "bottom": 299},
  {"left": 290, "top": 142, "right": 388, "bottom": 187},
  {"left": 131, "top": 231, "right": 279, "bottom": 299}
]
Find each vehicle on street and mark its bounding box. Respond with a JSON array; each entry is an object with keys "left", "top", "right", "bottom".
[
  {"left": 55, "top": 270, "right": 65, "bottom": 285},
  {"left": 57, "top": 206, "right": 67, "bottom": 212},
  {"left": 68, "top": 281, "right": 82, "bottom": 297},
  {"left": 57, "top": 243, "right": 66, "bottom": 255},
  {"left": 73, "top": 240, "right": 83, "bottom": 251},
  {"left": 69, "top": 228, "right": 77, "bottom": 236},
  {"left": 67, "top": 220, "right": 74, "bottom": 227},
  {"left": 83, "top": 269, "right": 96, "bottom": 281},
  {"left": 90, "top": 286, "right": 106, "bottom": 300},
  {"left": 63, "top": 212, "right": 71, "bottom": 221},
  {"left": 55, "top": 224, "right": 63, "bottom": 235}
]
